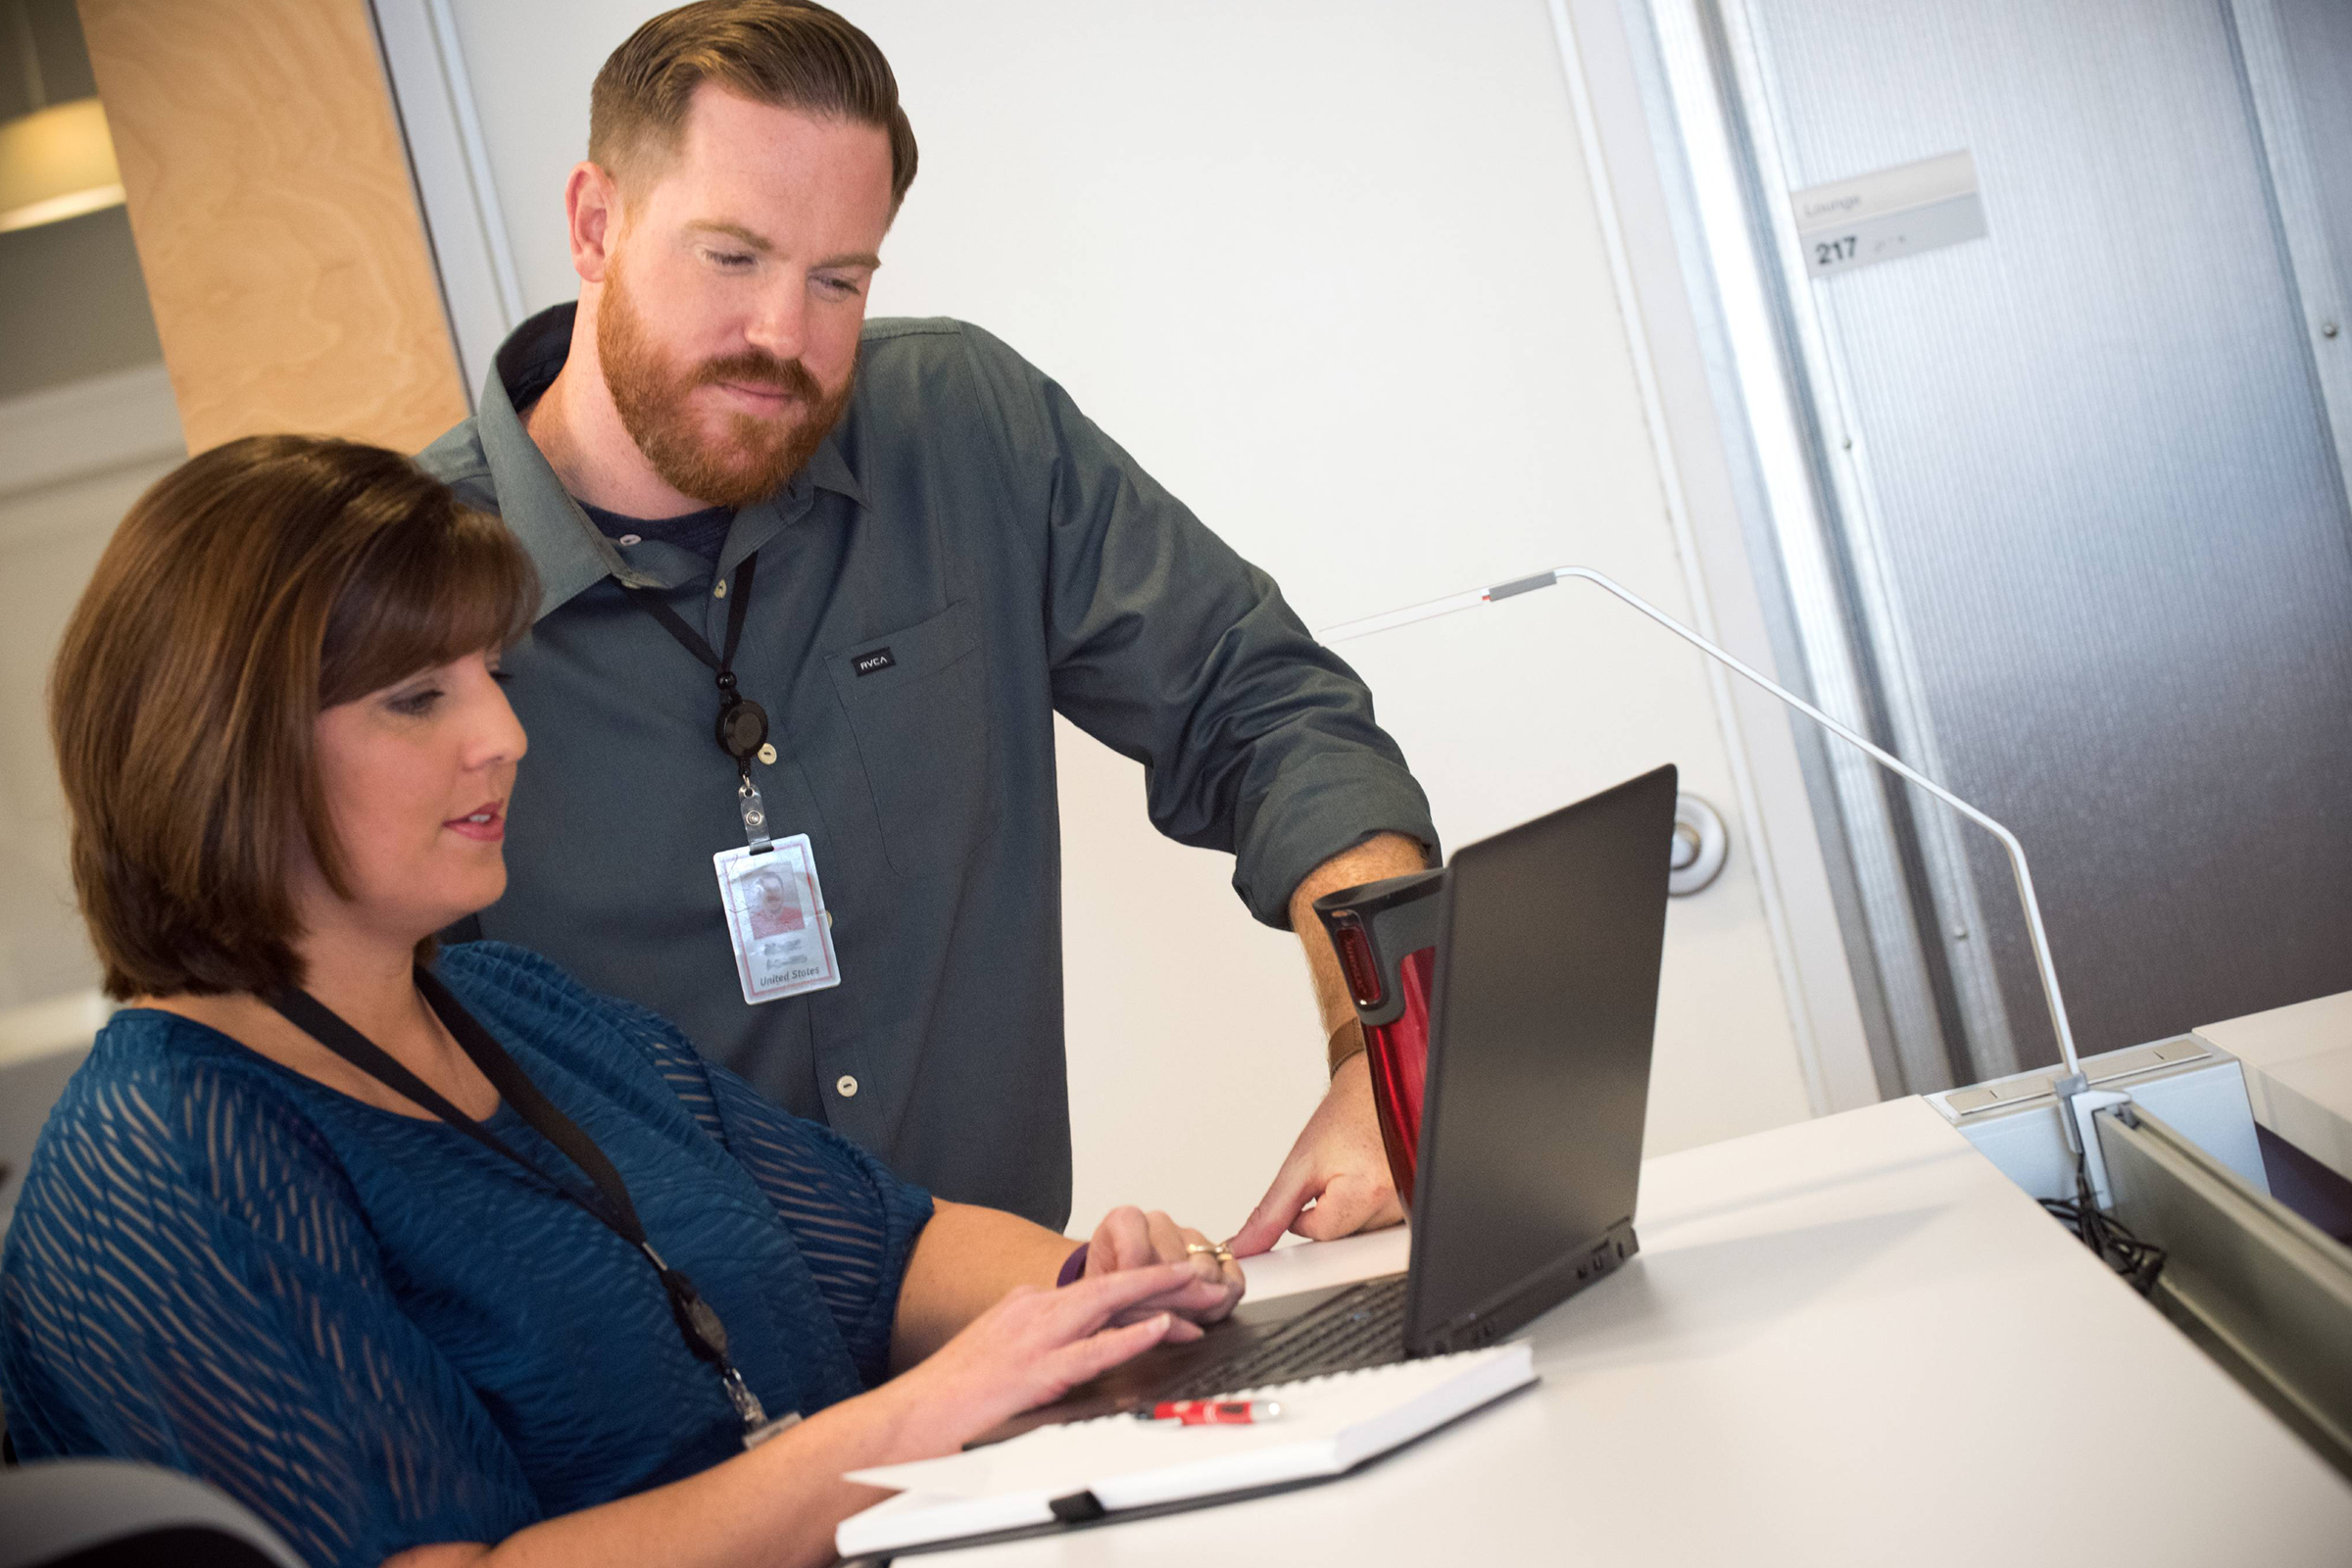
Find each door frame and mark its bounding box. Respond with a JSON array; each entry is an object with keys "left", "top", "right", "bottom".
[{"left": 1550, "top": 0, "right": 1881, "bottom": 1111}]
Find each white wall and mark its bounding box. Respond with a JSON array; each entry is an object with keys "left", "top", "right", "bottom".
[
  {"left": 0, "top": 364, "right": 184, "bottom": 1012},
  {"left": 417, "top": 0, "right": 1838, "bottom": 1236}
]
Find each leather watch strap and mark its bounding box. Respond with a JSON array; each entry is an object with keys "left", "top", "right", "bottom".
[{"left": 1326, "top": 1017, "right": 1368, "bottom": 1077}]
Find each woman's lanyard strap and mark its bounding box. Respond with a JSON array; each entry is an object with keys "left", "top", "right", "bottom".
[
  {"left": 262, "top": 971, "right": 796, "bottom": 1446},
  {"left": 623, "top": 551, "right": 769, "bottom": 784}
]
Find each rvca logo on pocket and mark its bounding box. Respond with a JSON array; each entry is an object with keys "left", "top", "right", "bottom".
[{"left": 854, "top": 647, "right": 896, "bottom": 677}]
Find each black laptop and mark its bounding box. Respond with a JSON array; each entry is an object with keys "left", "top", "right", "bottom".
[{"left": 998, "top": 763, "right": 1678, "bottom": 1435}]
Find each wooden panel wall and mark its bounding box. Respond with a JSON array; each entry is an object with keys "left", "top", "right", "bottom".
[{"left": 77, "top": 0, "right": 468, "bottom": 455}]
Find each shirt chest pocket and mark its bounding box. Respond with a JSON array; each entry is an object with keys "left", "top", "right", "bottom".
[{"left": 825, "top": 601, "right": 995, "bottom": 878}]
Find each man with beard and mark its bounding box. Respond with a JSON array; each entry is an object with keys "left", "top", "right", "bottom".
[{"left": 417, "top": 0, "right": 1436, "bottom": 1252}]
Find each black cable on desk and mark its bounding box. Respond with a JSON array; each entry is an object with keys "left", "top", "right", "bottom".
[{"left": 2041, "top": 1151, "right": 2167, "bottom": 1297}]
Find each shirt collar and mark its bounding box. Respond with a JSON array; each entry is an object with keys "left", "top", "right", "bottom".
[{"left": 478, "top": 303, "right": 866, "bottom": 616}]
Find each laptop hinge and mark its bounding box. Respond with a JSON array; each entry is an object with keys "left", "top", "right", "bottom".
[{"left": 1414, "top": 1220, "right": 1641, "bottom": 1355}]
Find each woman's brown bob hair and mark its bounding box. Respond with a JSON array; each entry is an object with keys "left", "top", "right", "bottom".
[{"left": 51, "top": 434, "right": 539, "bottom": 1001}]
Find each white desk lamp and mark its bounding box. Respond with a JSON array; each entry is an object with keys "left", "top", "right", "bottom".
[{"left": 1321, "top": 565, "right": 2132, "bottom": 1205}]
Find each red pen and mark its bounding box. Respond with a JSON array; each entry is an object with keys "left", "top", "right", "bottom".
[{"left": 1134, "top": 1399, "right": 1284, "bottom": 1425}]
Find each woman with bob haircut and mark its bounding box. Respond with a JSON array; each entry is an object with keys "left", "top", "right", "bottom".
[{"left": 0, "top": 435, "right": 1244, "bottom": 1568}]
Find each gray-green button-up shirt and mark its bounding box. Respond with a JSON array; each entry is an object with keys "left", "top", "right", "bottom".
[{"left": 418, "top": 305, "right": 1435, "bottom": 1228}]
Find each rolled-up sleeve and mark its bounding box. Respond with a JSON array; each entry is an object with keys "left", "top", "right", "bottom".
[{"left": 958, "top": 325, "right": 1438, "bottom": 927}]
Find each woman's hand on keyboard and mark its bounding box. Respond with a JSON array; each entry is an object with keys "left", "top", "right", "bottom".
[
  {"left": 1081, "top": 1206, "right": 1247, "bottom": 1327},
  {"left": 887, "top": 1261, "right": 1203, "bottom": 1444}
]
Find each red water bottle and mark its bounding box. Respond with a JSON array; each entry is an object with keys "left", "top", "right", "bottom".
[{"left": 1312, "top": 869, "right": 1446, "bottom": 1212}]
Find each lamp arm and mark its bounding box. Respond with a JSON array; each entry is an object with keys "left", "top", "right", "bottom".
[{"left": 1321, "top": 564, "right": 2082, "bottom": 1080}]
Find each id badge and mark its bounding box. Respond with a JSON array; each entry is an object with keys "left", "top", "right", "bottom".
[{"left": 712, "top": 834, "right": 843, "bottom": 1004}]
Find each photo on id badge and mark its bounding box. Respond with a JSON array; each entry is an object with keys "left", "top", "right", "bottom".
[
  {"left": 741, "top": 867, "right": 804, "bottom": 939},
  {"left": 714, "top": 836, "right": 842, "bottom": 1004}
]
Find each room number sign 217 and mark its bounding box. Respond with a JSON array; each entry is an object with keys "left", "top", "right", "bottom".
[
  {"left": 1789, "top": 151, "right": 1987, "bottom": 280},
  {"left": 1811, "top": 234, "right": 1858, "bottom": 269}
]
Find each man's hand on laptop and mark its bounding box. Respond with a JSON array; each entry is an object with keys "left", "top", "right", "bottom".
[
  {"left": 1226, "top": 1052, "right": 1404, "bottom": 1257},
  {"left": 1081, "top": 1204, "right": 1246, "bottom": 1325}
]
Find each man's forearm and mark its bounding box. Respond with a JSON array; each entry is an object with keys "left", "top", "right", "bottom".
[
  {"left": 1227, "top": 832, "right": 1429, "bottom": 1254},
  {"left": 1289, "top": 832, "right": 1431, "bottom": 1044}
]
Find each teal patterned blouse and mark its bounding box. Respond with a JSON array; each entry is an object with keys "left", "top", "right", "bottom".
[{"left": 0, "top": 943, "right": 934, "bottom": 1567}]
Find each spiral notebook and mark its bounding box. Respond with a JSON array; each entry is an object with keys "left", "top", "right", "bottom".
[{"left": 835, "top": 1343, "right": 1536, "bottom": 1560}]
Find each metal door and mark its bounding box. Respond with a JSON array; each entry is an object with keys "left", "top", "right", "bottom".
[{"left": 1634, "top": 0, "right": 2352, "bottom": 1088}]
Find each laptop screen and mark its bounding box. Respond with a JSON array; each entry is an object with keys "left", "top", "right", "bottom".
[{"left": 1403, "top": 764, "right": 1677, "bottom": 1348}]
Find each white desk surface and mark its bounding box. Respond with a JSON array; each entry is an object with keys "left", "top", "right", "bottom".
[
  {"left": 924, "top": 1098, "right": 2352, "bottom": 1567},
  {"left": 2195, "top": 992, "right": 2352, "bottom": 1181}
]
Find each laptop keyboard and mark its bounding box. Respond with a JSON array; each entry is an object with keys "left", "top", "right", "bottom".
[{"left": 1151, "top": 1274, "right": 1412, "bottom": 1400}]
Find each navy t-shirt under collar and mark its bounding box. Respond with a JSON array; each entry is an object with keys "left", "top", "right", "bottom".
[{"left": 578, "top": 499, "right": 735, "bottom": 564}]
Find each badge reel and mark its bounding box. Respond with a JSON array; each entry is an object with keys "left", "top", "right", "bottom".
[{"left": 710, "top": 681, "right": 842, "bottom": 1006}]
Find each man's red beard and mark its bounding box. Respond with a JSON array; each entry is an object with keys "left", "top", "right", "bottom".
[{"left": 596, "top": 257, "right": 855, "bottom": 510}]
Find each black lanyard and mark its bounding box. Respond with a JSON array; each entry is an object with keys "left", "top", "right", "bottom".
[
  {"left": 625, "top": 552, "right": 770, "bottom": 783},
  {"left": 265, "top": 969, "right": 796, "bottom": 1446}
]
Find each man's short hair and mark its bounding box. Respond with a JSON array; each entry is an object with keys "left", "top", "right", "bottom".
[
  {"left": 51, "top": 436, "right": 539, "bottom": 1000},
  {"left": 590, "top": 1, "right": 918, "bottom": 208}
]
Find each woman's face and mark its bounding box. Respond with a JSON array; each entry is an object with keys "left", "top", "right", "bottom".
[{"left": 303, "top": 649, "right": 526, "bottom": 947}]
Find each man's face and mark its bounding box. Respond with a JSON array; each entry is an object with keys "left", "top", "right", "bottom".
[{"left": 595, "top": 87, "right": 894, "bottom": 509}]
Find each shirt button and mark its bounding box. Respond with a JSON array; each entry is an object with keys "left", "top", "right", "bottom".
[
  {"left": 713, "top": 580, "right": 728, "bottom": 599},
  {"left": 835, "top": 1074, "right": 859, "bottom": 1099},
  {"left": 757, "top": 742, "right": 777, "bottom": 765},
  {"left": 616, "top": 533, "right": 642, "bottom": 546}
]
